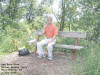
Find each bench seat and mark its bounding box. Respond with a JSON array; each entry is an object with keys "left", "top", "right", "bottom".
[{"left": 54, "top": 44, "right": 84, "bottom": 50}]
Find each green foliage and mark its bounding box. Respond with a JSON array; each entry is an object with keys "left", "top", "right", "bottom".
[
  {"left": 5, "top": 0, "right": 21, "bottom": 20},
  {"left": 32, "top": 16, "right": 46, "bottom": 30},
  {"left": 0, "top": 16, "right": 20, "bottom": 30},
  {"left": 75, "top": 41, "right": 100, "bottom": 75},
  {"left": 0, "top": 16, "right": 32, "bottom": 54}
]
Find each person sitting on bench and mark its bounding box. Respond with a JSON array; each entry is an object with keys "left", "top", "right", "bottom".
[{"left": 37, "top": 17, "right": 58, "bottom": 60}]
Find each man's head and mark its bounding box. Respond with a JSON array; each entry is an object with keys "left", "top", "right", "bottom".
[{"left": 47, "top": 17, "right": 52, "bottom": 24}]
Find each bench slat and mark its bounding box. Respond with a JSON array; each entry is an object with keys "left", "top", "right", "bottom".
[
  {"left": 34, "top": 30, "right": 86, "bottom": 38},
  {"left": 58, "top": 31, "right": 86, "bottom": 38},
  {"left": 54, "top": 44, "right": 84, "bottom": 50}
]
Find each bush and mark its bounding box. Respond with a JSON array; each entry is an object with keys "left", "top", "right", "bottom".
[{"left": 75, "top": 41, "right": 100, "bottom": 75}]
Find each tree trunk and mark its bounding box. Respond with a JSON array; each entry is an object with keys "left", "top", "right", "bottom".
[{"left": 59, "top": 0, "right": 65, "bottom": 31}]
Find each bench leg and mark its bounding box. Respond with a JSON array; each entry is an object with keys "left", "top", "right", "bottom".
[
  {"left": 72, "top": 50, "right": 76, "bottom": 60},
  {"left": 72, "top": 38, "right": 79, "bottom": 60},
  {"left": 34, "top": 45, "right": 37, "bottom": 54},
  {"left": 34, "top": 35, "right": 40, "bottom": 54}
]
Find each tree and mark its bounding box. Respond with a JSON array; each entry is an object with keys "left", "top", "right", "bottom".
[
  {"left": 5, "top": 0, "right": 21, "bottom": 20},
  {"left": 78, "top": 0, "right": 100, "bottom": 41},
  {"left": 54, "top": 0, "right": 77, "bottom": 31},
  {"left": 26, "top": 0, "right": 37, "bottom": 23}
]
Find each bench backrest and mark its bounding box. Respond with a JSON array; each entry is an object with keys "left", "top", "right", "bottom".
[
  {"left": 34, "top": 30, "right": 86, "bottom": 38},
  {"left": 58, "top": 31, "right": 86, "bottom": 38}
]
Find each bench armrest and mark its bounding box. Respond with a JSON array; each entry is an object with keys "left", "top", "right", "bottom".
[{"left": 34, "top": 30, "right": 43, "bottom": 36}]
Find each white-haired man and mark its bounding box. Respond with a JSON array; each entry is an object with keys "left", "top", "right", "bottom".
[{"left": 37, "top": 17, "right": 58, "bottom": 60}]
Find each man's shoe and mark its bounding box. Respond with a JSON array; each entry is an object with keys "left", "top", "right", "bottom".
[
  {"left": 37, "top": 55, "right": 42, "bottom": 58},
  {"left": 48, "top": 57, "right": 53, "bottom": 60},
  {"left": 42, "top": 54, "right": 46, "bottom": 58},
  {"left": 37, "top": 54, "right": 46, "bottom": 58}
]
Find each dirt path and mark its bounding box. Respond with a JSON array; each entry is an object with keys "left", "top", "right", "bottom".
[{"left": 0, "top": 52, "right": 75, "bottom": 75}]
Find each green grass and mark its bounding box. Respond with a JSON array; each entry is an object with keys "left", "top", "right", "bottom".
[{"left": 73, "top": 41, "right": 100, "bottom": 75}]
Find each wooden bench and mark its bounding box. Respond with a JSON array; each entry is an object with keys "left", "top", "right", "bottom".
[
  {"left": 30, "top": 30, "right": 86, "bottom": 59},
  {"left": 54, "top": 31, "right": 86, "bottom": 59}
]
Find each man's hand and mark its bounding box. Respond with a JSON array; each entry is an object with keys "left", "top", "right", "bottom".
[
  {"left": 48, "top": 35, "right": 56, "bottom": 44},
  {"left": 48, "top": 40, "right": 52, "bottom": 44}
]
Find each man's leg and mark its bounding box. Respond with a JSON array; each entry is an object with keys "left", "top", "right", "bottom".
[
  {"left": 37, "top": 39, "right": 48, "bottom": 57},
  {"left": 47, "top": 39, "right": 56, "bottom": 60}
]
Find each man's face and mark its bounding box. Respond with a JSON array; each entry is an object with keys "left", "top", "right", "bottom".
[{"left": 47, "top": 17, "right": 52, "bottom": 24}]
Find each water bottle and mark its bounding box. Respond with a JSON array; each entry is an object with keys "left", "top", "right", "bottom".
[
  {"left": 30, "top": 36, "right": 33, "bottom": 40},
  {"left": 29, "top": 36, "right": 33, "bottom": 45}
]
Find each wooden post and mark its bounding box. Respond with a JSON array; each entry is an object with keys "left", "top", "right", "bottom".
[
  {"left": 72, "top": 38, "right": 79, "bottom": 60},
  {"left": 34, "top": 35, "right": 40, "bottom": 54}
]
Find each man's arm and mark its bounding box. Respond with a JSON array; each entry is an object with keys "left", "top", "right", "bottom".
[
  {"left": 42, "top": 25, "right": 46, "bottom": 34},
  {"left": 52, "top": 35, "right": 57, "bottom": 40}
]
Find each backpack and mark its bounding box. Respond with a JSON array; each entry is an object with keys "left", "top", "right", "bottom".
[{"left": 18, "top": 48, "right": 30, "bottom": 56}]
